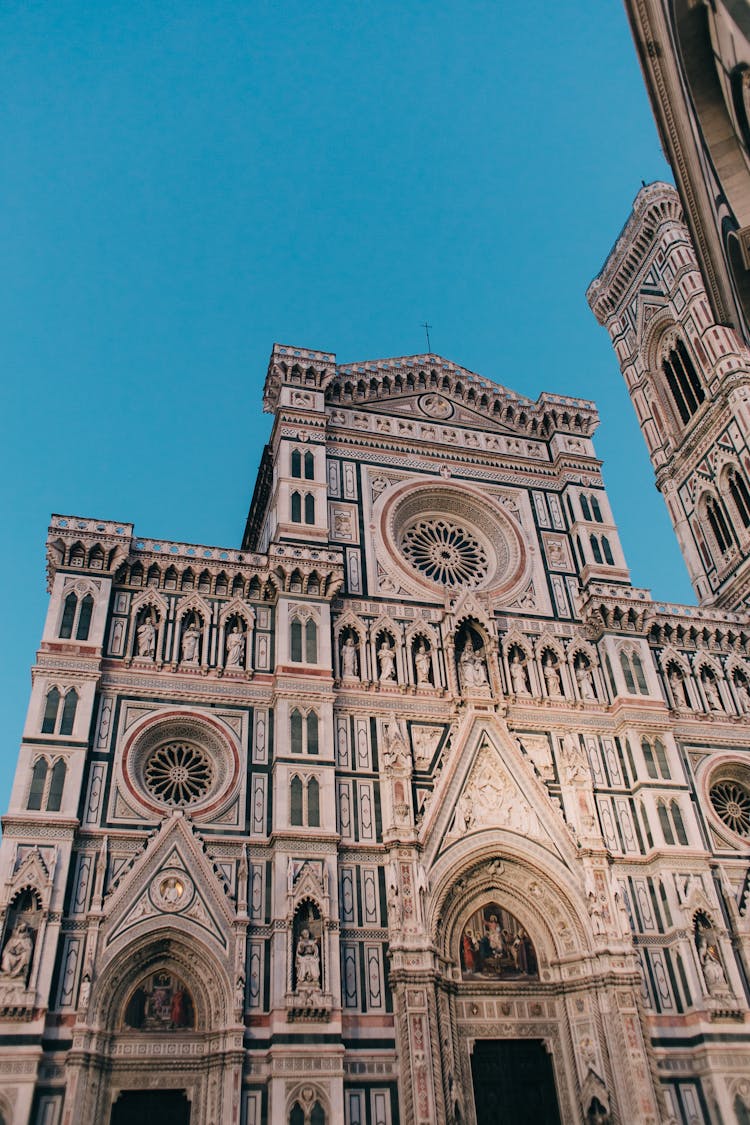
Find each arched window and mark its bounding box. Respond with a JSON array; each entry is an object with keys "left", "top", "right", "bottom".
[
  {"left": 59, "top": 593, "right": 77, "bottom": 639},
  {"left": 590, "top": 535, "right": 603, "bottom": 564},
  {"left": 42, "top": 688, "right": 61, "bottom": 734},
  {"left": 580, "top": 494, "right": 592, "bottom": 521},
  {"left": 290, "top": 1106, "right": 305, "bottom": 1125},
  {"left": 671, "top": 800, "right": 688, "bottom": 846},
  {"left": 291, "top": 449, "right": 302, "bottom": 478},
  {"left": 291, "top": 709, "right": 303, "bottom": 754},
  {"left": 291, "top": 619, "right": 303, "bottom": 662},
  {"left": 591, "top": 495, "right": 603, "bottom": 522},
  {"left": 658, "top": 802, "right": 675, "bottom": 845},
  {"left": 640, "top": 801, "right": 653, "bottom": 850},
  {"left": 28, "top": 759, "right": 48, "bottom": 810},
  {"left": 706, "top": 496, "right": 733, "bottom": 553},
  {"left": 662, "top": 341, "right": 705, "bottom": 424},
  {"left": 307, "top": 778, "right": 320, "bottom": 827},
  {"left": 290, "top": 777, "right": 304, "bottom": 826},
  {"left": 631, "top": 651, "right": 648, "bottom": 693},
  {"left": 304, "top": 493, "right": 315, "bottom": 525},
  {"left": 76, "top": 594, "right": 94, "bottom": 640},
  {"left": 727, "top": 468, "right": 750, "bottom": 528},
  {"left": 60, "top": 689, "right": 78, "bottom": 736},
  {"left": 601, "top": 536, "right": 614, "bottom": 565},
  {"left": 620, "top": 651, "right": 636, "bottom": 694},
  {"left": 47, "top": 759, "right": 66, "bottom": 811},
  {"left": 575, "top": 535, "right": 585, "bottom": 567},
  {"left": 306, "top": 712, "right": 319, "bottom": 755},
  {"left": 310, "top": 1104, "right": 325, "bottom": 1125},
  {"left": 654, "top": 738, "right": 670, "bottom": 779},
  {"left": 305, "top": 620, "right": 318, "bottom": 663},
  {"left": 304, "top": 451, "right": 314, "bottom": 480},
  {"left": 641, "top": 738, "right": 658, "bottom": 780},
  {"left": 291, "top": 491, "right": 302, "bottom": 523}
]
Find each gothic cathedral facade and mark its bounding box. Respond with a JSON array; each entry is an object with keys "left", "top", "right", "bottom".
[{"left": 1, "top": 275, "right": 750, "bottom": 1124}]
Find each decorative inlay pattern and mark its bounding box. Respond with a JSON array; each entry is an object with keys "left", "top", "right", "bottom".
[{"left": 144, "top": 742, "right": 213, "bottom": 806}]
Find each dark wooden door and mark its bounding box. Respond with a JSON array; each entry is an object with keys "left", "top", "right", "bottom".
[
  {"left": 110, "top": 1089, "right": 191, "bottom": 1125},
  {"left": 470, "top": 1039, "right": 561, "bottom": 1125}
]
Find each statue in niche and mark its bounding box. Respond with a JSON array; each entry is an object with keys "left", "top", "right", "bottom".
[
  {"left": 701, "top": 672, "right": 723, "bottom": 712},
  {"left": 341, "top": 634, "right": 359, "bottom": 679},
  {"left": 414, "top": 641, "right": 432, "bottom": 685},
  {"left": 509, "top": 652, "right": 530, "bottom": 696},
  {"left": 181, "top": 619, "right": 201, "bottom": 664},
  {"left": 669, "top": 666, "right": 689, "bottom": 708},
  {"left": 454, "top": 792, "right": 475, "bottom": 833},
  {"left": 575, "top": 659, "right": 596, "bottom": 700},
  {"left": 458, "top": 641, "right": 488, "bottom": 690},
  {"left": 225, "top": 624, "right": 245, "bottom": 669},
  {"left": 383, "top": 722, "right": 410, "bottom": 772},
  {"left": 734, "top": 675, "right": 750, "bottom": 713},
  {"left": 295, "top": 929, "right": 321, "bottom": 988},
  {"left": 543, "top": 654, "right": 563, "bottom": 697},
  {"left": 136, "top": 616, "right": 156, "bottom": 659},
  {"left": 377, "top": 638, "right": 396, "bottom": 682},
  {"left": 695, "top": 915, "right": 730, "bottom": 997},
  {"left": 0, "top": 921, "right": 33, "bottom": 981}
]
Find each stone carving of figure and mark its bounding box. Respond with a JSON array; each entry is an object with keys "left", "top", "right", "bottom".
[
  {"left": 454, "top": 792, "right": 474, "bottom": 833},
  {"left": 295, "top": 928, "right": 321, "bottom": 989},
  {"left": 377, "top": 639, "right": 396, "bottom": 682},
  {"left": 458, "top": 643, "right": 488, "bottom": 690},
  {"left": 341, "top": 635, "right": 359, "bottom": 679},
  {"left": 78, "top": 970, "right": 92, "bottom": 1010},
  {"left": 560, "top": 732, "right": 588, "bottom": 783},
  {"left": 181, "top": 620, "right": 201, "bottom": 664},
  {"left": 137, "top": 618, "right": 156, "bottom": 659},
  {"left": 0, "top": 921, "right": 33, "bottom": 980},
  {"left": 226, "top": 625, "right": 245, "bottom": 669},
  {"left": 576, "top": 662, "right": 596, "bottom": 701},
  {"left": 696, "top": 925, "right": 730, "bottom": 997},
  {"left": 587, "top": 892, "right": 606, "bottom": 936},
  {"left": 735, "top": 676, "right": 750, "bottom": 714},
  {"left": 702, "top": 673, "right": 723, "bottom": 712},
  {"left": 415, "top": 642, "right": 431, "bottom": 685},
  {"left": 510, "top": 653, "right": 530, "bottom": 696},
  {"left": 669, "top": 668, "right": 688, "bottom": 709},
  {"left": 543, "top": 654, "right": 563, "bottom": 697}
]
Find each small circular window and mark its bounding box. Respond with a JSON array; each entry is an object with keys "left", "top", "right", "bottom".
[
  {"left": 400, "top": 518, "right": 489, "bottom": 587},
  {"left": 144, "top": 742, "right": 213, "bottom": 806},
  {"left": 710, "top": 777, "right": 750, "bottom": 837}
]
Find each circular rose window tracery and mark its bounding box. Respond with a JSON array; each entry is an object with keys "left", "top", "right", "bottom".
[
  {"left": 144, "top": 742, "right": 214, "bottom": 806},
  {"left": 710, "top": 778, "right": 750, "bottom": 837},
  {"left": 400, "top": 518, "right": 489, "bottom": 587}
]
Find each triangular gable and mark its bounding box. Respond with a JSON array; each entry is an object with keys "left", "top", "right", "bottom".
[
  {"left": 101, "top": 814, "right": 234, "bottom": 953},
  {"left": 421, "top": 714, "right": 578, "bottom": 871}
]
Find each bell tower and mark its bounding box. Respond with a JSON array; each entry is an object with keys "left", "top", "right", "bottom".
[{"left": 587, "top": 181, "right": 750, "bottom": 610}]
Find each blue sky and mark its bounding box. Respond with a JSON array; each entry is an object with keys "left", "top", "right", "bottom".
[{"left": 0, "top": 2, "right": 690, "bottom": 811}]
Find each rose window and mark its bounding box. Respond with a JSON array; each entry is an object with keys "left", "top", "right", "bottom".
[
  {"left": 399, "top": 518, "right": 490, "bottom": 587},
  {"left": 144, "top": 742, "right": 214, "bottom": 806},
  {"left": 710, "top": 778, "right": 750, "bottom": 837}
]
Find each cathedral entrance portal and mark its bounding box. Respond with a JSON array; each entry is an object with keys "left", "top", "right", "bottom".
[
  {"left": 110, "top": 1089, "right": 191, "bottom": 1125},
  {"left": 470, "top": 1039, "right": 561, "bottom": 1125}
]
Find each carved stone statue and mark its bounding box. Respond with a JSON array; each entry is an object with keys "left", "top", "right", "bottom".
[
  {"left": 415, "top": 642, "right": 431, "bottom": 685},
  {"left": 458, "top": 643, "right": 488, "bottom": 690},
  {"left": 78, "top": 971, "right": 92, "bottom": 1010},
  {"left": 669, "top": 667, "right": 688, "bottom": 708},
  {"left": 341, "top": 635, "right": 359, "bottom": 679},
  {"left": 543, "top": 655, "right": 563, "bottom": 697},
  {"left": 576, "top": 662, "right": 596, "bottom": 700},
  {"left": 377, "top": 639, "right": 396, "bottom": 682},
  {"left": 295, "top": 929, "right": 320, "bottom": 989},
  {"left": 454, "top": 792, "right": 474, "bottom": 833},
  {"left": 226, "top": 625, "right": 245, "bottom": 669},
  {"left": 702, "top": 673, "right": 723, "bottom": 712},
  {"left": 0, "top": 921, "right": 33, "bottom": 980},
  {"left": 136, "top": 618, "right": 156, "bottom": 658},
  {"left": 734, "top": 676, "right": 750, "bottom": 714},
  {"left": 181, "top": 621, "right": 201, "bottom": 664},
  {"left": 510, "top": 653, "right": 530, "bottom": 696},
  {"left": 695, "top": 921, "right": 730, "bottom": 997},
  {"left": 560, "top": 732, "right": 588, "bottom": 783}
]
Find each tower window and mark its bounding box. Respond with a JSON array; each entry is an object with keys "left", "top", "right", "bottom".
[
  {"left": 59, "top": 690, "right": 78, "bottom": 736},
  {"left": 591, "top": 495, "right": 603, "bottom": 522},
  {"left": 289, "top": 774, "right": 320, "bottom": 827},
  {"left": 590, "top": 535, "right": 603, "bottom": 564},
  {"left": 59, "top": 590, "right": 95, "bottom": 641},
  {"left": 662, "top": 341, "right": 705, "bottom": 424},
  {"left": 291, "top": 491, "right": 302, "bottom": 523},
  {"left": 601, "top": 536, "right": 614, "bottom": 565},
  {"left": 76, "top": 594, "right": 94, "bottom": 640},
  {"left": 706, "top": 496, "right": 733, "bottom": 554},
  {"left": 304, "top": 451, "right": 314, "bottom": 480},
  {"left": 727, "top": 468, "right": 750, "bottom": 529},
  {"left": 304, "top": 493, "right": 315, "bottom": 524},
  {"left": 42, "top": 688, "right": 61, "bottom": 734},
  {"left": 291, "top": 449, "right": 302, "bottom": 478},
  {"left": 290, "top": 617, "right": 318, "bottom": 664},
  {"left": 28, "top": 759, "right": 48, "bottom": 810},
  {"left": 27, "top": 757, "right": 66, "bottom": 812},
  {"left": 580, "top": 495, "right": 592, "bottom": 521}
]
